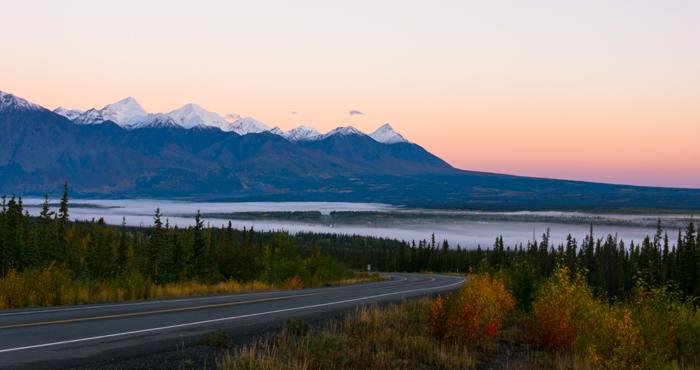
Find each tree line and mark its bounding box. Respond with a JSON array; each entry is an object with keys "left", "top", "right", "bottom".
[
  {"left": 1, "top": 184, "right": 698, "bottom": 302},
  {"left": 0, "top": 184, "right": 350, "bottom": 287},
  {"left": 287, "top": 221, "right": 700, "bottom": 302}
]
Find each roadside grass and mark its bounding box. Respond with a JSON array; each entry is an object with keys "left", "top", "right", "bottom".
[
  {"left": 216, "top": 270, "right": 700, "bottom": 370},
  {"left": 0, "top": 267, "right": 385, "bottom": 309},
  {"left": 217, "top": 299, "right": 477, "bottom": 370},
  {"left": 327, "top": 272, "right": 390, "bottom": 286}
]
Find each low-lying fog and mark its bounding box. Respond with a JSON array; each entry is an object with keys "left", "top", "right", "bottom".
[{"left": 21, "top": 199, "right": 696, "bottom": 249}]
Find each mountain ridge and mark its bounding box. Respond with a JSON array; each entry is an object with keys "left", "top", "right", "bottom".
[
  {"left": 51, "top": 95, "right": 412, "bottom": 143},
  {"left": 3, "top": 90, "right": 700, "bottom": 210}
]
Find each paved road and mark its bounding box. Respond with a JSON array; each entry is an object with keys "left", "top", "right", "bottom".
[{"left": 0, "top": 273, "right": 464, "bottom": 369}]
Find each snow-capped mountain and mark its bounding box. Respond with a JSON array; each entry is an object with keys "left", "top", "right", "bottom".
[
  {"left": 166, "top": 103, "right": 227, "bottom": 129},
  {"left": 2, "top": 91, "right": 411, "bottom": 143},
  {"left": 53, "top": 107, "right": 83, "bottom": 121},
  {"left": 269, "top": 127, "right": 284, "bottom": 135},
  {"left": 128, "top": 114, "right": 181, "bottom": 129},
  {"left": 283, "top": 125, "right": 321, "bottom": 141},
  {"left": 321, "top": 126, "right": 365, "bottom": 139},
  {"left": 223, "top": 114, "right": 270, "bottom": 135},
  {"left": 100, "top": 97, "right": 148, "bottom": 126},
  {"left": 369, "top": 123, "right": 409, "bottom": 144},
  {"left": 224, "top": 114, "right": 240, "bottom": 123},
  {"left": 73, "top": 108, "right": 106, "bottom": 125},
  {"left": 68, "top": 97, "right": 148, "bottom": 126},
  {"left": 0, "top": 91, "right": 42, "bottom": 112}
]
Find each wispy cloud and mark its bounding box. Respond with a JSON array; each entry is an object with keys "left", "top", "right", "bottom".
[{"left": 348, "top": 110, "right": 363, "bottom": 116}]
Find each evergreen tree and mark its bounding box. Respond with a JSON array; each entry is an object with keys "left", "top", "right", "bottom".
[
  {"left": 37, "top": 194, "right": 56, "bottom": 264},
  {"left": 148, "top": 208, "right": 166, "bottom": 280},
  {"left": 679, "top": 223, "right": 696, "bottom": 295},
  {"left": 661, "top": 232, "right": 670, "bottom": 283},
  {"left": 191, "top": 210, "right": 211, "bottom": 280},
  {"left": 117, "top": 217, "right": 128, "bottom": 272},
  {"left": 57, "top": 182, "right": 69, "bottom": 259}
]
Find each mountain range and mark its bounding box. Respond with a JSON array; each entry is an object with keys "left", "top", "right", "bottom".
[
  {"left": 2, "top": 90, "right": 700, "bottom": 210},
  {"left": 52, "top": 97, "right": 407, "bottom": 143}
]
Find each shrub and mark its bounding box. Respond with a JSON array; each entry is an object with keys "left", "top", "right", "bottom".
[
  {"left": 525, "top": 266, "right": 603, "bottom": 353},
  {"left": 428, "top": 295, "right": 446, "bottom": 338},
  {"left": 429, "top": 274, "right": 515, "bottom": 346},
  {"left": 0, "top": 269, "right": 29, "bottom": 309},
  {"left": 629, "top": 287, "right": 700, "bottom": 368},
  {"left": 525, "top": 266, "right": 663, "bottom": 369},
  {"left": 283, "top": 275, "right": 304, "bottom": 290}
]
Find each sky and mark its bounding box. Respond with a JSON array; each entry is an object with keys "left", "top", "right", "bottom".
[{"left": 2, "top": 0, "right": 699, "bottom": 188}]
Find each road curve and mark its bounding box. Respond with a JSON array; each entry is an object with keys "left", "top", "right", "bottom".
[{"left": 0, "top": 273, "right": 464, "bottom": 369}]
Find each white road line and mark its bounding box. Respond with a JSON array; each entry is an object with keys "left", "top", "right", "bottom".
[
  {"left": 0, "top": 278, "right": 464, "bottom": 354},
  {"left": 0, "top": 274, "right": 403, "bottom": 317}
]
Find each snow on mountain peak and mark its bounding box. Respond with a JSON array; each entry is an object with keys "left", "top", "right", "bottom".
[
  {"left": 269, "top": 127, "right": 285, "bottom": 135},
  {"left": 224, "top": 113, "right": 241, "bottom": 123},
  {"left": 73, "top": 108, "right": 106, "bottom": 125},
  {"left": 53, "top": 106, "right": 84, "bottom": 121},
  {"left": 167, "top": 103, "right": 227, "bottom": 129},
  {"left": 369, "top": 123, "right": 409, "bottom": 144},
  {"left": 99, "top": 97, "right": 148, "bottom": 126},
  {"left": 0, "top": 91, "right": 42, "bottom": 112},
  {"left": 283, "top": 125, "right": 321, "bottom": 141},
  {"left": 3, "top": 92, "right": 413, "bottom": 143},
  {"left": 128, "top": 114, "right": 181, "bottom": 129},
  {"left": 321, "top": 126, "right": 365, "bottom": 139},
  {"left": 222, "top": 115, "right": 270, "bottom": 135}
]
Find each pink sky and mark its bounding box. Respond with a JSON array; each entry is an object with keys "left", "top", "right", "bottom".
[{"left": 2, "top": 1, "right": 699, "bottom": 188}]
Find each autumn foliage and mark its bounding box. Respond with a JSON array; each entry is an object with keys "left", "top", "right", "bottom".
[
  {"left": 429, "top": 274, "right": 514, "bottom": 346},
  {"left": 525, "top": 266, "right": 596, "bottom": 352},
  {"left": 524, "top": 266, "right": 700, "bottom": 369}
]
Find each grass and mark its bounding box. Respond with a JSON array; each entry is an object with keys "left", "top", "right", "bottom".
[
  {"left": 0, "top": 267, "right": 385, "bottom": 309},
  {"left": 217, "top": 299, "right": 477, "bottom": 370}
]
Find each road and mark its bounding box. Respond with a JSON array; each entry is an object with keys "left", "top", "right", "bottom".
[{"left": 0, "top": 273, "right": 464, "bottom": 369}]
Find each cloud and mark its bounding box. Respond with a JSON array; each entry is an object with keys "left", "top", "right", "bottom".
[{"left": 348, "top": 110, "right": 363, "bottom": 116}]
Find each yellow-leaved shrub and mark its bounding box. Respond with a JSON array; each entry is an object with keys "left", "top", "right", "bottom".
[{"left": 429, "top": 274, "right": 514, "bottom": 346}]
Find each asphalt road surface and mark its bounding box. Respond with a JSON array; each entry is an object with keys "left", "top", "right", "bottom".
[{"left": 0, "top": 273, "right": 464, "bottom": 369}]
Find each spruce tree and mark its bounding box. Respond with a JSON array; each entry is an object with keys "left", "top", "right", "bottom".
[
  {"left": 37, "top": 194, "right": 56, "bottom": 264},
  {"left": 57, "top": 182, "right": 69, "bottom": 259},
  {"left": 662, "top": 232, "right": 670, "bottom": 283},
  {"left": 148, "top": 208, "right": 165, "bottom": 281},
  {"left": 679, "top": 223, "right": 696, "bottom": 295},
  {"left": 192, "top": 210, "right": 210, "bottom": 280},
  {"left": 117, "top": 217, "right": 128, "bottom": 272}
]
